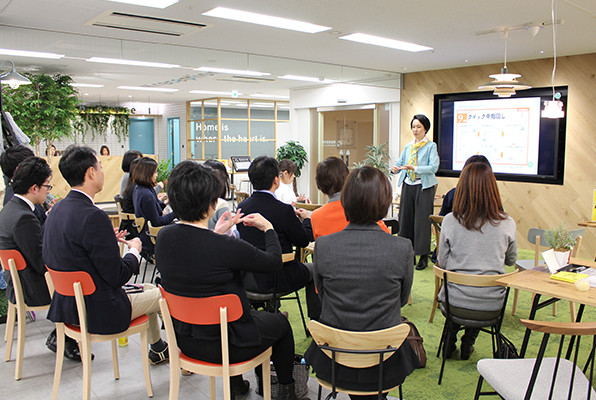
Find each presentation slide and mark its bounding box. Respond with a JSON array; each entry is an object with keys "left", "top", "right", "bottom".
[{"left": 452, "top": 97, "right": 541, "bottom": 175}]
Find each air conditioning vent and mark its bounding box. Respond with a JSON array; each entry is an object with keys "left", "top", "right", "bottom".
[
  {"left": 87, "top": 11, "right": 209, "bottom": 36},
  {"left": 216, "top": 76, "right": 276, "bottom": 83}
]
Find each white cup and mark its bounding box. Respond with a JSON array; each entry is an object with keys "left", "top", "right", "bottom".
[{"left": 575, "top": 278, "right": 590, "bottom": 292}]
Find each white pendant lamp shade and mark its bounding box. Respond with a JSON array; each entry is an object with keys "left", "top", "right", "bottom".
[
  {"left": 0, "top": 60, "right": 32, "bottom": 88},
  {"left": 478, "top": 67, "right": 531, "bottom": 97}
]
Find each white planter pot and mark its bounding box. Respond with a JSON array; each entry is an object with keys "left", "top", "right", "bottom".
[{"left": 554, "top": 250, "right": 571, "bottom": 267}]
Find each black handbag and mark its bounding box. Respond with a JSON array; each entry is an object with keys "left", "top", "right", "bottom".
[{"left": 495, "top": 332, "right": 519, "bottom": 359}]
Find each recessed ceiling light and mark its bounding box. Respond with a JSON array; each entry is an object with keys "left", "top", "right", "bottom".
[
  {"left": 339, "top": 33, "right": 432, "bottom": 52},
  {"left": 189, "top": 90, "right": 243, "bottom": 96},
  {"left": 249, "top": 94, "right": 290, "bottom": 99},
  {"left": 87, "top": 57, "right": 179, "bottom": 69},
  {"left": 195, "top": 67, "right": 270, "bottom": 76},
  {"left": 278, "top": 75, "right": 337, "bottom": 84},
  {"left": 105, "top": 0, "right": 178, "bottom": 8},
  {"left": 202, "top": 7, "right": 331, "bottom": 34},
  {"left": 0, "top": 48, "right": 64, "bottom": 59},
  {"left": 117, "top": 86, "right": 178, "bottom": 92},
  {"left": 71, "top": 83, "right": 104, "bottom": 88}
]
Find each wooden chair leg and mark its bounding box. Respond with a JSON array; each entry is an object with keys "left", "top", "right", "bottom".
[
  {"left": 569, "top": 301, "right": 576, "bottom": 322},
  {"left": 140, "top": 330, "right": 154, "bottom": 398},
  {"left": 408, "top": 293, "right": 412, "bottom": 305},
  {"left": 429, "top": 276, "right": 441, "bottom": 323},
  {"left": 4, "top": 304, "right": 15, "bottom": 360},
  {"left": 14, "top": 306, "right": 26, "bottom": 380},
  {"left": 210, "top": 376, "right": 216, "bottom": 400},
  {"left": 168, "top": 349, "right": 180, "bottom": 400},
  {"left": 81, "top": 336, "right": 93, "bottom": 400},
  {"left": 263, "top": 357, "right": 271, "bottom": 400},
  {"left": 111, "top": 339, "right": 120, "bottom": 380},
  {"left": 52, "top": 325, "right": 66, "bottom": 400},
  {"left": 511, "top": 288, "right": 519, "bottom": 316},
  {"left": 552, "top": 302, "right": 557, "bottom": 316}
]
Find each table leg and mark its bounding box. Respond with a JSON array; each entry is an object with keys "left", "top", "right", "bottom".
[{"left": 520, "top": 293, "right": 542, "bottom": 358}]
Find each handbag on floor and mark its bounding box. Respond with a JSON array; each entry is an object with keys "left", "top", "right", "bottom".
[
  {"left": 401, "top": 316, "right": 427, "bottom": 368},
  {"left": 495, "top": 331, "right": 519, "bottom": 359},
  {"left": 270, "top": 354, "right": 310, "bottom": 399}
]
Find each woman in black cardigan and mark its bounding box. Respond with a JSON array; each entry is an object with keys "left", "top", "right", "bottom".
[{"left": 155, "top": 161, "right": 301, "bottom": 400}]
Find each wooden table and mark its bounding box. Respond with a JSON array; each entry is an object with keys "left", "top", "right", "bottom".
[{"left": 496, "top": 268, "right": 596, "bottom": 356}]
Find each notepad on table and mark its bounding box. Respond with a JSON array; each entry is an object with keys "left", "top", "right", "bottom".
[{"left": 550, "top": 271, "right": 589, "bottom": 283}]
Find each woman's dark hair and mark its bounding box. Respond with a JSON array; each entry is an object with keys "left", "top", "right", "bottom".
[
  {"left": 59, "top": 145, "right": 97, "bottom": 187},
  {"left": 203, "top": 159, "right": 230, "bottom": 199},
  {"left": 100, "top": 145, "right": 110, "bottom": 156},
  {"left": 121, "top": 150, "right": 143, "bottom": 173},
  {"left": 278, "top": 159, "right": 297, "bottom": 175},
  {"left": 12, "top": 157, "right": 52, "bottom": 195},
  {"left": 411, "top": 114, "right": 431, "bottom": 132},
  {"left": 453, "top": 162, "right": 507, "bottom": 231},
  {"left": 464, "top": 155, "right": 491, "bottom": 169},
  {"left": 45, "top": 144, "right": 57, "bottom": 156},
  {"left": 131, "top": 157, "right": 158, "bottom": 187},
  {"left": 167, "top": 161, "right": 222, "bottom": 221},
  {"left": 341, "top": 166, "right": 392, "bottom": 224},
  {"left": 123, "top": 157, "right": 140, "bottom": 194},
  {"left": 315, "top": 157, "right": 349, "bottom": 196}
]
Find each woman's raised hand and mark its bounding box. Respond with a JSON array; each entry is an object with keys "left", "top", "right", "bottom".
[{"left": 214, "top": 210, "right": 244, "bottom": 235}]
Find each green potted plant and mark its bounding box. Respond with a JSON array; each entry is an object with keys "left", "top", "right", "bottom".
[
  {"left": 276, "top": 141, "right": 308, "bottom": 194},
  {"left": 354, "top": 143, "right": 392, "bottom": 176},
  {"left": 545, "top": 223, "right": 577, "bottom": 266},
  {"left": 157, "top": 158, "right": 172, "bottom": 188}
]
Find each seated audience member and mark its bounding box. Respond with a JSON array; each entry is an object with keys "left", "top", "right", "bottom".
[
  {"left": 438, "top": 162, "right": 517, "bottom": 360},
  {"left": 275, "top": 159, "right": 309, "bottom": 205},
  {"left": 156, "top": 161, "right": 302, "bottom": 400},
  {"left": 203, "top": 159, "right": 236, "bottom": 236},
  {"left": 0, "top": 157, "right": 82, "bottom": 360},
  {"left": 120, "top": 157, "right": 141, "bottom": 239},
  {"left": 237, "top": 156, "right": 320, "bottom": 319},
  {"left": 42, "top": 146, "right": 168, "bottom": 365},
  {"left": 132, "top": 157, "right": 175, "bottom": 254},
  {"left": 438, "top": 155, "right": 492, "bottom": 216},
  {"left": 46, "top": 144, "right": 57, "bottom": 157},
  {"left": 306, "top": 166, "right": 418, "bottom": 399},
  {"left": 120, "top": 150, "right": 142, "bottom": 196},
  {"left": 311, "top": 156, "right": 390, "bottom": 239},
  {"left": 100, "top": 145, "right": 110, "bottom": 156}
]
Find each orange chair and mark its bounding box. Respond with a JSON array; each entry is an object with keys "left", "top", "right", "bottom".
[
  {"left": 0, "top": 249, "right": 50, "bottom": 380},
  {"left": 46, "top": 267, "right": 154, "bottom": 400},
  {"left": 158, "top": 287, "right": 272, "bottom": 400}
]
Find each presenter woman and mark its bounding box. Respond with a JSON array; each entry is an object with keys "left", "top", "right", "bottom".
[
  {"left": 437, "top": 162, "right": 517, "bottom": 359},
  {"left": 392, "top": 114, "right": 439, "bottom": 270},
  {"left": 306, "top": 166, "right": 418, "bottom": 399}
]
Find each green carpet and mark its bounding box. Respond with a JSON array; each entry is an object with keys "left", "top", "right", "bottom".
[{"left": 280, "top": 248, "right": 596, "bottom": 400}]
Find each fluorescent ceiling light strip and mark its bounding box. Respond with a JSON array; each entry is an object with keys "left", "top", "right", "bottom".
[
  {"left": 202, "top": 7, "right": 331, "bottom": 34},
  {"left": 0, "top": 48, "right": 64, "bottom": 59},
  {"left": 249, "top": 94, "right": 290, "bottom": 99},
  {"left": 196, "top": 67, "right": 270, "bottom": 76},
  {"left": 87, "top": 57, "right": 179, "bottom": 69},
  {"left": 118, "top": 86, "right": 178, "bottom": 92},
  {"left": 71, "top": 83, "right": 104, "bottom": 88},
  {"left": 105, "top": 0, "right": 178, "bottom": 8},
  {"left": 339, "top": 33, "right": 432, "bottom": 52},
  {"left": 189, "top": 90, "right": 243, "bottom": 96},
  {"left": 278, "top": 75, "right": 337, "bottom": 84}
]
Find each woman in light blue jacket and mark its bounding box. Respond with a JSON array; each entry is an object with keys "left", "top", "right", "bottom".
[{"left": 392, "top": 114, "right": 439, "bottom": 270}]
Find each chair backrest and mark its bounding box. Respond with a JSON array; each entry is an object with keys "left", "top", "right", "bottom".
[
  {"left": 432, "top": 265, "right": 518, "bottom": 288},
  {"left": 518, "top": 319, "right": 596, "bottom": 399},
  {"left": 120, "top": 212, "right": 144, "bottom": 230},
  {"left": 308, "top": 320, "right": 410, "bottom": 368},
  {"left": 235, "top": 191, "right": 250, "bottom": 203},
  {"left": 527, "top": 228, "right": 585, "bottom": 266},
  {"left": 0, "top": 249, "right": 27, "bottom": 272},
  {"left": 45, "top": 268, "right": 96, "bottom": 335},
  {"left": 429, "top": 215, "right": 444, "bottom": 265},
  {"left": 158, "top": 286, "right": 243, "bottom": 325},
  {"left": 114, "top": 194, "right": 123, "bottom": 215},
  {"left": 294, "top": 203, "right": 322, "bottom": 212},
  {"left": 147, "top": 221, "right": 165, "bottom": 246}
]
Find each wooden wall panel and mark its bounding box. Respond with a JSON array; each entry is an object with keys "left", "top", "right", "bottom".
[{"left": 400, "top": 53, "right": 596, "bottom": 258}]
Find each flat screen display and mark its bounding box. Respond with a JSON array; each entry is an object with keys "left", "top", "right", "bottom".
[{"left": 433, "top": 86, "right": 567, "bottom": 185}]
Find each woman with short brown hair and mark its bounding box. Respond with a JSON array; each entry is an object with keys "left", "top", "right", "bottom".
[{"left": 438, "top": 161, "right": 517, "bottom": 360}]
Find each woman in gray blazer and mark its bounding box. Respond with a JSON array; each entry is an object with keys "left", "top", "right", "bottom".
[{"left": 305, "top": 166, "right": 419, "bottom": 400}]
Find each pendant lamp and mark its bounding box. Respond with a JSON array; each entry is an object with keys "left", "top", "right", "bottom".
[
  {"left": 542, "top": 0, "right": 565, "bottom": 119},
  {"left": 0, "top": 60, "right": 32, "bottom": 89}
]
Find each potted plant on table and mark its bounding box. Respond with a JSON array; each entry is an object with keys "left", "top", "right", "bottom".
[{"left": 544, "top": 223, "right": 577, "bottom": 267}]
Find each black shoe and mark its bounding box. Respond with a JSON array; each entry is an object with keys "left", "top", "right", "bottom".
[
  {"left": 416, "top": 255, "right": 428, "bottom": 270},
  {"left": 46, "top": 329, "right": 57, "bottom": 353},
  {"left": 278, "top": 381, "right": 298, "bottom": 400},
  {"left": 460, "top": 343, "right": 475, "bottom": 360},
  {"left": 444, "top": 343, "right": 457, "bottom": 359},
  {"left": 231, "top": 376, "right": 250, "bottom": 396},
  {"left": 149, "top": 343, "right": 169, "bottom": 365}
]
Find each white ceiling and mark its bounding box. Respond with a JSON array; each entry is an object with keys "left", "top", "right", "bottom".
[{"left": 1, "top": 0, "right": 595, "bottom": 104}]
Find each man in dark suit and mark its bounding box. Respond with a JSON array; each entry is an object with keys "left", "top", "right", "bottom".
[
  {"left": 237, "top": 156, "right": 320, "bottom": 319},
  {"left": 0, "top": 157, "right": 84, "bottom": 360},
  {"left": 42, "top": 146, "right": 168, "bottom": 365}
]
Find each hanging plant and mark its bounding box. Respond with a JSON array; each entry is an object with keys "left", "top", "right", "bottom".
[
  {"left": 77, "top": 105, "right": 131, "bottom": 141},
  {"left": 111, "top": 114, "right": 130, "bottom": 142}
]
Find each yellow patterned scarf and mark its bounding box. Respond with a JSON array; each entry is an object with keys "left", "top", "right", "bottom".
[{"left": 407, "top": 139, "right": 428, "bottom": 181}]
